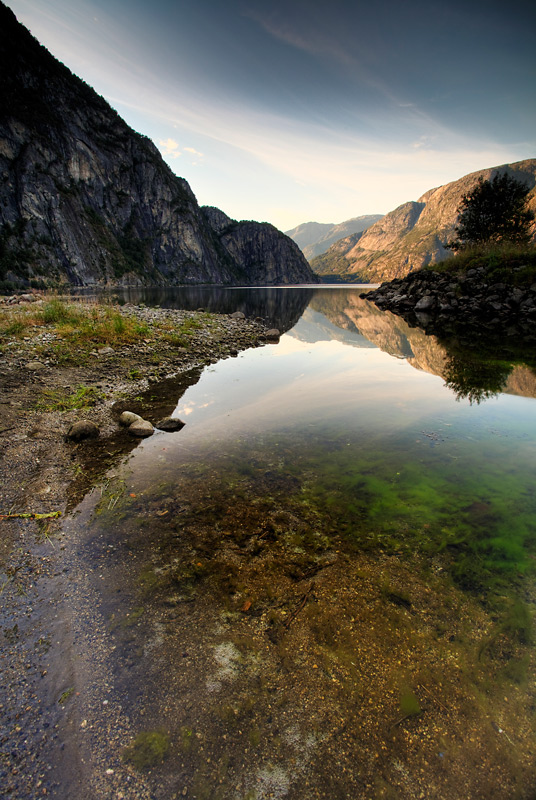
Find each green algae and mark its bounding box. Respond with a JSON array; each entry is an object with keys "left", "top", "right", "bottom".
[
  {"left": 279, "top": 431, "right": 536, "bottom": 598},
  {"left": 122, "top": 730, "right": 170, "bottom": 770},
  {"left": 399, "top": 690, "right": 422, "bottom": 718}
]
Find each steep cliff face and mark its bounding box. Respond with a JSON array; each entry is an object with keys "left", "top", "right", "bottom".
[
  {"left": 203, "top": 208, "right": 318, "bottom": 285},
  {"left": 0, "top": 3, "right": 316, "bottom": 288},
  {"left": 311, "top": 160, "right": 536, "bottom": 282},
  {"left": 286, "top": 215, "right": 383, "bottom": 260}
]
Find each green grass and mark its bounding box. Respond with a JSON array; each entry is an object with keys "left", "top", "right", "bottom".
[
  {"left": 0, "top": 298, "right": 212, "bottom": 363},
  {"left": 0, "top": 297, "right": 155, "bottom": 363},
  {"left": 35, "top": 384, "right": 104, "bottom": 411},
  {"left": 427, "top": 242, "right": 536, "bottom": 285}
]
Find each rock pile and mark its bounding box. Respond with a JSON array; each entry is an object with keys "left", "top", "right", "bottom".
[{"left": 363, "top": 267, "right": 536, "bottom": 339}]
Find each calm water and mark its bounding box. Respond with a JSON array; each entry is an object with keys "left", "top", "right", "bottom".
[{"left": 64, "top": 287, "right": 536, "bottom": 799}]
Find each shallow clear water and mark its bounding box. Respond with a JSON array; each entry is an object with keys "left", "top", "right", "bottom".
[{"left": 66, "top": 287, "right": 536, "bottom": 799}]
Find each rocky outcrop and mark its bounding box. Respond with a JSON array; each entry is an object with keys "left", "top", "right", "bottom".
[
  {"left": 203, "top": 208, "right": 318, "bottom": 285},
  {"left": 311, "top": 160, "right": 536, "bottom": 282},
  {"left": 363, "top": 267, "right": 536, "bottom": 340},
  {"left": 0, "top": 4, "right": 316, "bottom": 289},
  {"left": 286, "top": 215, "right": 383, "bottom": 260}
]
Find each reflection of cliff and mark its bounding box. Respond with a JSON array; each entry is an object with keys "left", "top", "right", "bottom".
[
  {"left": 307, "top": 289, "right": 536, "bottom": 400},
  {"left": 506, "top": 366, "right": 536, "bottom": 398},
  {"left": 85, "top": 286, "right": 314, "bottom": 332},
  {"left": 309, "top": 290, "right": 439, "bottom": 363}
]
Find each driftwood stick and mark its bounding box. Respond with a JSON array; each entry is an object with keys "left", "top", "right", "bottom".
[
  {"left": 417, "top": 682, "right": 448, "bottom": 712},
  {"left": 283, "top": 582, "right": 315, "bottom": 629}
]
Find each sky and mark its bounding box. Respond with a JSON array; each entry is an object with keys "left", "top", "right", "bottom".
[{"left": 7, "top": 0, "right": 536, "bottom": 230}]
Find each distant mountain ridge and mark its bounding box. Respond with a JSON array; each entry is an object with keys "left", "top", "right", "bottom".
[
  {"left": 285, "top": 215, "right": 383, "bottom": 260},
  {"left": 311, "top": 160, "right": 536, "bottom": 283},
  {"left": 0, "top": 3, "right": 317, "bottom": 288}
]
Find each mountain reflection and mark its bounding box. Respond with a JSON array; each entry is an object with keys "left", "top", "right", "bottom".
[
  {"left": 80, "top": 285, "right": 314, "bottom": 332},
  {"left": 79, "top": 284, "right": 536, "bottom": 403},
  {"left": 298, "top": 288, "right": 536, "bottom": 403}
]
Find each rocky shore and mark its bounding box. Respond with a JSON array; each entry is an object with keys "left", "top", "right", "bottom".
[
  {"left": 362, "top": 266, "right": 536, "bottom": 340},
  {"left": 0, "top": 298, "right": 274, "bottom": 799}
]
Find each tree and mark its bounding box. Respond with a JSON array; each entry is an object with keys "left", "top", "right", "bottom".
[{"left": 448, "top": 172, "right": 534, "bottom": 251}]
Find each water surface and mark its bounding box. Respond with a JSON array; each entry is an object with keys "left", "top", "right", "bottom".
[{"left": 64, "top": 287, "right": 536, "bottom": 799}]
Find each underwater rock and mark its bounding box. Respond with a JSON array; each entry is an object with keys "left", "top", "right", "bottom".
[
  {"left": 265, "top": 328, "right": 281, "bottom": 341},
  {"left": 155, "top": 417, "right": 186, "bottom": 432},
  {"left": 66, "top": 420, "right": 100, "bottom": 441},
  {"left": 128, "top": 419, "right": 154, "bottom": 437}
]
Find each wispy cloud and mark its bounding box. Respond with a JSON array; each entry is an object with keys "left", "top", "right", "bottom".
[
  {"left": 245, "top": 7, "right": 397, "bottom": 103},
  {"left": 158, "top": 138, "right": 181, "bottom": 158}
]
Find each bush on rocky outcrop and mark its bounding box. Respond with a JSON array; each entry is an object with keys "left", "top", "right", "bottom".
[{"left": 448, "top": 174, "right": 534, "bottom": 251}]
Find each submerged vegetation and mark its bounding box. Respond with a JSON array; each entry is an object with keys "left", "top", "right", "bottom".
[{"left": 122, "top": 730, "right": 170, "bottom": 770}]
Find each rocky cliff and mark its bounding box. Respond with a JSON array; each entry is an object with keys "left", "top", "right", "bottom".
[
  {"left": 0, "top": 3, "right": 317, "bottom": 289},
  {"left": 286, "top": 215, "right": 383, "bottom": 260},
  {"left": 202, "top": 207, "right": 316, "bottom": 285},
  {"left": 311, "top": 160, "right": 536, "bottom": 282}
]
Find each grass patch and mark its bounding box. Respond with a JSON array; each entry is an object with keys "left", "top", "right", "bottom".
[
  {"left": 0, "top": 298, "right": 211, "bottom": 365},
  {"left": 35, "top": 384, "right": 104, "bottom": 411},
  {"left": 0, "top": 296, "right": 154, "bottom": 363},
  {"left": 427, "top": 242, "right": 536, "bottom": 285},
  {"left": 58, "top": 687, "right": 75, "bottom": 705}
]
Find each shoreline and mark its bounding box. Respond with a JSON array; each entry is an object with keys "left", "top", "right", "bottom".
[
  {"left": 0, "top": 299, "right": 270, "bottom": 798},
  {"left": 1, "top": 295, "right": 535, "bottom": 799}
]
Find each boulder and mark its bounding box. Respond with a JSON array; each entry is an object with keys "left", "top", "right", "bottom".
[
  {"left": 155, "top": 417, "right": 186, "bottom": 432},
  {"left": 265, "top": 328, "right": 281, "bottom": 341},
  {"left": 66, "top": 420, "right": 100, "bottom": 441},
  {"left": 128, "top": 419, "right": 154, "bottom": 437},
  {"left": 231, "top": 311, "right": 246, "bottom": 320},
  {"left": 415, "top": 295, "right": 436, "bottom": 312},
  {"left": 119, "top": 410, "right": 143, "bottom": 426}
]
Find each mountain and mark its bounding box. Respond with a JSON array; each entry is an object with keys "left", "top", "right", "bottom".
[
  {"left": 285, "top": 215, "right": 383, "bottom": 260},
  {"left": 0, "top": 3, "right": 317, "bottom": 289},
  {"left": 311, "top": 160, "right": 536, "bottom": 283}
]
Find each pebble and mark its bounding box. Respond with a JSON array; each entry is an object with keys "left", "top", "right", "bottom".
[{"left": 118, "top": 411, "right": 143, "bottom": 426}]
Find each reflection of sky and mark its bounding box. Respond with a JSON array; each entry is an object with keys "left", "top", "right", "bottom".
[
  {"left": 147, "top": 332, "right": 495, "bottom": 443},
  {"left": 126, "top": 301, "right": 536, "bottom": 489}
]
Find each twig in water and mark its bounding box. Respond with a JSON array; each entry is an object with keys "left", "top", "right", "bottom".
[{"left": 283, "top": 582, "right": 316, "bottom": 630}]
